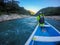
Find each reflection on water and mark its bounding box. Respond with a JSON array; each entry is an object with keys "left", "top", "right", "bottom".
[{"left": 0, "top": 17, "right": 37, "bottom": 45}]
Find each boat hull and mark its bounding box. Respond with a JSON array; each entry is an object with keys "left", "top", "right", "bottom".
[{"left": 25, "top": 22, "right": 60, "bottom": 45}]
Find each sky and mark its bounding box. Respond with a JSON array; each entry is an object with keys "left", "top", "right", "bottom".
[{"left": 17, "top": 0, "right": 60, "bottom": 13}]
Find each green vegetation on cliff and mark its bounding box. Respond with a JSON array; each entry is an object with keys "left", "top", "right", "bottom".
[
  {"left": 39, "top": 7, "right": 60, "bottom": 16},
  {"left": 0, "top": 0, "right": 31, "bottom": 15}
]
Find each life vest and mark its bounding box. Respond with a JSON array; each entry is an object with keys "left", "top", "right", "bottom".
[{"left": 39, "top": 15, "right": 44, "bottom": 24}]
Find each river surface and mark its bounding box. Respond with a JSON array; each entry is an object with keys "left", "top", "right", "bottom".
[
  {"left": 45, "top": 18, "right": 60, "bottom": 31},
  {"left": 0, "top": 17, "right": 60, "bottom": 45}
]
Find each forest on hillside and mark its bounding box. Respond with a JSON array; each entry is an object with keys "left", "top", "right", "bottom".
[
  {"left": 0, "top": 0, "right": 31, "bottom": 15},
  {"left": 39, "top": 7, "right": 60, "bottom": 16},
  {"left": 0, "top": 0, "right": 60, "bottom": 16}
]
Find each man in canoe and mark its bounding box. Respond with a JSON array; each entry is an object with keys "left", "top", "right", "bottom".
[{"left": 37, "top": 12, "right": 46, "bottom": 32}]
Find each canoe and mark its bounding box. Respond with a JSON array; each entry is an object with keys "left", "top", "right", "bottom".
[{"left": 25, "top": 22, "right": 60, "bottom": 45}]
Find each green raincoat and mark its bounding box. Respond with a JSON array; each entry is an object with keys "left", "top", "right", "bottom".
[{"left": 37, "top": 14, "right": 44, "bottom": 27}]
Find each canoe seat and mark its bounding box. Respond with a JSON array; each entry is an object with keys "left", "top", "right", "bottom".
[
  {"left": 32, "top": 36, "right": 60, "bottom": 42},
  {"left": 44, "top": 25, "right": 50, "bottom": 27}
]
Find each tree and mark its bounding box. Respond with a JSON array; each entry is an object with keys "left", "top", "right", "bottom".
[
  {"left": 0, "top": 0, "right": 31, "bottom": 15},
  {"left": 37, "top": 7, "right": 60, "bottom": 16}
]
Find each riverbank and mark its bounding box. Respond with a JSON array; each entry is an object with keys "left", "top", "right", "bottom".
[
  {"left": 45, "top": 16, "right": 60, "bottom": 20},
  {"left": 0, "top": 14, "right": 60, "bottom": 22},
  {"left": 0, "top": 14, "right": 31, "bottom": 22}
]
